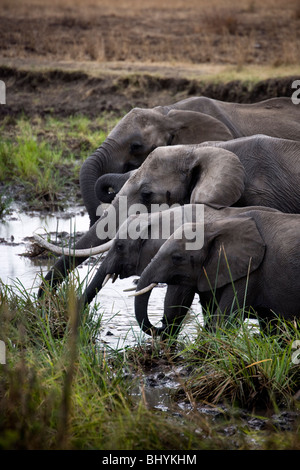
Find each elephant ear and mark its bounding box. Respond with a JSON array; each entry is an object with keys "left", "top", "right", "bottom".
[
  {"left": 167, "top": 109, "right": 233, "bottom": 144},
  {"left": 198, "top": 216, "right": 265, "bottom": 291},
  {"left": 189, "top": 146, "right": 246, "bottom": 208}
]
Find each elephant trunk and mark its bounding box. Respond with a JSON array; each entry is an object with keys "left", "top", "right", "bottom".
[
  {"left": 79, "top": 258, "right": 109, "bottom": 307},
  {"left": 95, "top": 171, "right": 134, "bottom": 203},
  {"left": 134, "top": 272, "right": 163, "bottom": 336},
  {"left": 79, "top": 139, "right": 121, "bottom": 226},
  {"left": 38, "top": 221, "right": 106, "bottom": 298},
  {"left": 38, "top": 185, "right": 127, "bottom": 298}
]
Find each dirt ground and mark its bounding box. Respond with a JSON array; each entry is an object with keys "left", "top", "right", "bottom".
[{"left": 0, "top": 0, "right": 300, "bottom": 117}]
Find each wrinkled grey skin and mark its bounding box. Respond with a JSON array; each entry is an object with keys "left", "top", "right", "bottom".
[
  {"left": 99, "top": 135, "right": 300, "bottom": 213},
  {"left": 80, "top": 96, "right": 300, "bottom": 225},
  {"left": 134, "top": 205, "right": 300, "bottom": 336},
  {"left": 80, "top": 205, "right": 200, "bottom": 337},
  {"left": 38, "top": 135, "right": 300, "bottom": 298}
]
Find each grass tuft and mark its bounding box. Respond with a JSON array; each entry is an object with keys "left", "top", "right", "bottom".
[
  {"left": 0, "top": 114, "right": 121, "bottom": 210},
  {"left": 0, "top": 276, "right": 300, "bottom": 449}
]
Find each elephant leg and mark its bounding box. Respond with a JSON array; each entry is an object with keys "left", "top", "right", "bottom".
[
  {"left": 254, "top": 307, "right": 282, "bottom": 335},
  {"left": 161, "top": 285, "right": 195, "bottom": 339},
  {"left": 202, "top": 283, "right": 247, "bottom": 332}
]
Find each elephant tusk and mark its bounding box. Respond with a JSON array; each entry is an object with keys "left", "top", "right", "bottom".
[
  {"left": 33, "top": 234, "right": 113, "bottom": 256},
  {"left": 123, "top": 287, "right": 137, "bottom": 292},
  {"left": 102, "top": 273, "right": 118, "bottom": 287},
  {"left": 129, "top": 283, "right": 158, "bottom": 297},
  {"left": 102, "top": 273, "right": 112, "bottom": 287}
]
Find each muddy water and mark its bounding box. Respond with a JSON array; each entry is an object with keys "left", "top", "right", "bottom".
[{"left": 0, "top": 206, "right": 203, "bottom": 350}]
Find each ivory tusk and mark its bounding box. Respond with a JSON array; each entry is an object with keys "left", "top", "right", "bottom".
[
  {"left": 123, "top": 287, "right": 137, "bottom": 292},
  {"left": 102, "top": 273, "right": 112, "bottom": 287},
  {"left": 129, "top": 283, "right": 158, "bottom": 297},
  {"left": 33, "top": 234, "right": 113, "bottom": 256},
  {"left": 112, "top": 273, "right": 118, "bottom": 283}
]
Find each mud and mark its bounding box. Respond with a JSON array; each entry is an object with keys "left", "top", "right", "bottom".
[
  {"left": 1, "top": 65, "right": 298, "bottom": 119},
  {"left": 130, "top": 356, "right": 300, "bottom": 439}
]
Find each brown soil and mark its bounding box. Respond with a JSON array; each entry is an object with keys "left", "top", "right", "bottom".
[
  {"left": 1, "top": 0, "right": 300, "bottom": 66},
  {"left": 0, "top": 0, "right": 300, "bottom": 117},
  {"left": 1, "top": 65, "right": 299, "bottom": 119}
]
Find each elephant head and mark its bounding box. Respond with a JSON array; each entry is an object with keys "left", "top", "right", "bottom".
[
  {"left": 134, "top": 217, "right": 265, "bottom": 336},
  {"left": 77, "top": 204, "right": 202, "bottom": 306},
  {"left": 131, "top": 144, "right": 246, "bottom": 209},
  {"left": 80, "top": 106, "right": 233, "bottom": 225},
  {"left": 79, "top": 211, "right": 166, "bottom": 306},
  {"left": 38, "top": 145, "right": 244, "bottom": 297}
]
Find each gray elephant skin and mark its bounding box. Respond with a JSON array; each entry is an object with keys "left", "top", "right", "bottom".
[
  {"left": 38, "top": 134, "right": 300, "bottom": 298},
  {"left": 134, "top": 205, "right": 300, "bottom": 336},
  {"left": 80, "top": 205, "right": 202, "bottom": 337},
  {"left": 80, "top": 96, "right": 300, "bottom": 225}
]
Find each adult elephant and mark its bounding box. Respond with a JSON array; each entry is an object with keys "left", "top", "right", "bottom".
[
  {"left": 133, "top": 205, "right": 300, "bottom": 336},
  {"left": 79, "top": 205, "right": 203, "bottom": 337},
  {"left": 80, "top": 96, "right": 300, "bottom": 225},
  {"left": 37, "top": 135, "right": 300, "bottom": 297},
  {"left": 36, "top": 205, "right": 201, "bottom": 337}
]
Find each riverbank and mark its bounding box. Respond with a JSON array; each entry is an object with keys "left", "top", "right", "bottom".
[{"left": 1, "top": 278, "right": 300, "bottom": 450}]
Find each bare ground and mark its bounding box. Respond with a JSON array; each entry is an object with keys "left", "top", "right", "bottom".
[
  {"left": 1, "top": 64, "right": 299, "bottom": 119},
  {"left": 0, "top": 0, "right": 300, "bottom": 118}
]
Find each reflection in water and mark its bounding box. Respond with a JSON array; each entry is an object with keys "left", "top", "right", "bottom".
[{"left": 0, "top": 207, "right": 203, "bottom": 349}]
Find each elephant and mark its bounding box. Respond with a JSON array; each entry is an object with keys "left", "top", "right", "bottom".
[
  {"left": 133, "top": 205, "right": 300, "bottom": 336},
  {"left": 76, "top": 204, "right": 203, "bottom": 337},
  {"left": 37, "top": 134, "right": 300, "bottom": 298},
  {"left": 80, "top": 96, "right": 300, "bottom": 225},
  {"left": 94, "top": 170, "right": 137, "bottom": 204}
]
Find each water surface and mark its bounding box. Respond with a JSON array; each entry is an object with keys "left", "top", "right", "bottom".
[{"left": 0, "top": 206, "right": 202, "bottom": 349}]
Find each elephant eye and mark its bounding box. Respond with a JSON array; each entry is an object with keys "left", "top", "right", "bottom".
[
  {"left": 115, "top": 241, "right": 124, "bottom": 252},
  {"left": 171, "top": 253, "right": 184, "bottom": 265},
  {"left": 130, "top": 142, "right": 144, "bottom": 154}
]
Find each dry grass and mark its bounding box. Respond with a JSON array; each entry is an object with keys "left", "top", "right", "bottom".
[{"left": 0, "top": 0, "right": 299, "bottom": 67}]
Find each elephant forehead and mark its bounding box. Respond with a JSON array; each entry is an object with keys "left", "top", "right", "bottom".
[
  {"left": 146, "top": 145, "right": 190, "bottom": 167},
  {"left": 108, "top": 108, "right": 149, "bottom": 134},
  {"left": 131, "top": 107, "right": 164, "bottom": 126}
]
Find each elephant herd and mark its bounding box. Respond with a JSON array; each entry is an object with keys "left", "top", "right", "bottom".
[{"left": 35, "top": 95, "right": 300, "bottom": 339}]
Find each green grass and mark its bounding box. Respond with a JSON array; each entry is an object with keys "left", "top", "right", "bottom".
[
  {"left": 178, "top": 313, "right": 300, "bottom": 409},
  {"left": 0, "top": 113, "right": 121, "bottom": 211},
  {"left": 0, "top": 277, "right": 213, "bottom": 450},
  {"left": 0, "top": 274, "right": 300, "bottom": 450}
]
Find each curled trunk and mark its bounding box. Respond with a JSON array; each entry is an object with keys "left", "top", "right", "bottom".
[
  {"left": 79, "top": 139, "right": 121, "bottom": 226},
  {"left": 94, "top": 171, "right": 134, "bottom": 203}
]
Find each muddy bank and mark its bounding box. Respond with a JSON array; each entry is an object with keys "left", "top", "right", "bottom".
[{"left": 0, "top": 65, "right": 298, "bottom": 118}]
